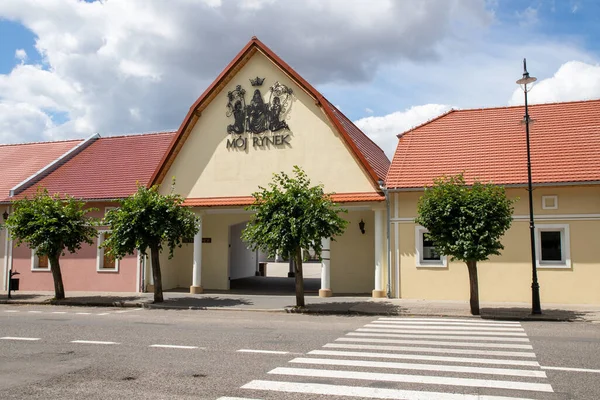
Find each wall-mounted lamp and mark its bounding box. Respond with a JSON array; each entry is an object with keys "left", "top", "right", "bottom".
[
  {"left": 358, "top": 219, "right": 365, "bottom": 234},
  {"left": 2, "top": 210, "right": 8, "bottom": 221}
]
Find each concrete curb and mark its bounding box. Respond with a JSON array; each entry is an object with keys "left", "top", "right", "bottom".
[
  {"left": 284, "top": 307, "right": 584, "bottom": 322},
  {"left": 0, "top": 299, "right": 146, "bottom": 308},
  {"left": 141, "top": 303, "right": 283, "bottom": 312},
  {"left": 0, "top": 299, "right": 590, "bottom": 322}
]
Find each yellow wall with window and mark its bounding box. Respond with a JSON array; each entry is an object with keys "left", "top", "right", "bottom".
[{"left": 391, "top": 185, "right": 600, "bottom": 304}]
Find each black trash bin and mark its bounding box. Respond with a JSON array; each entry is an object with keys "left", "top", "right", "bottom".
[{"left": 10, "top": 278, "right": 19, "bottom": 291}]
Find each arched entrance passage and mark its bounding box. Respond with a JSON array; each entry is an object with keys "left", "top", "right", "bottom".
[{"left": 227, "top": 220, "right": 321, "bottom": 294}]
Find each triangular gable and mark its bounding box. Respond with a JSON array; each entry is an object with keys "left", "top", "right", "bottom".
[{"left": 149, "top": 37, "right": 389, "bottom": 190}]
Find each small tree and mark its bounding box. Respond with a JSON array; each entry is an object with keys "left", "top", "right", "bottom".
[
  {"left": 102, "top": 184, "right": 199, "bottom": 303},
  {"left": 242, "top": 166, "right": 348, "bottom": 307},
  {"left": 415, "top": 174, "right": 514, "bottom": 315},
  {"left": 5, "top": 188, "right": 98, "bottom": 300}
]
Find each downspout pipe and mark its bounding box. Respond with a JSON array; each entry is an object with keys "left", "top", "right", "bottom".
[{"left": 378, "top": 180, "right": 392, "bottom": 298}]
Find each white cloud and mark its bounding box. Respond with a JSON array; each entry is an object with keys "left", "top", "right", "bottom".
[
  {"left": 0, "top": 0, "right": 597, "bottom": 152},
  {"left": 354, "top": 104, "right": 453, "bottom": 158},
  {"left": 0, "top": 0, "right": 493, "bottom": 144},
  {"left": 14, "top": 49, "right": 27, "bottom": 61},
  {"left": 508, "top": 61, "right": 600, "bottom": 105},
  {"left": 0, "top": 101, "right": 54, "bottom": 143}
]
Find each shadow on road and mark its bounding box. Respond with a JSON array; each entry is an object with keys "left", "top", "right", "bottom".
[
  {"left": 51, "top": 295, "right": 144, "bottom": 306},
  {"left": 480, "top": 307, "right": 588, "bottom": 321},
  {"left": 158, "top": 296, "right": 254, "bottom": 308},
  {"left": 0, "top": 294, "right": 44, "bottom": 301},
  {"left": 296, "top": 301, "right": 404, "bottom": 316}
]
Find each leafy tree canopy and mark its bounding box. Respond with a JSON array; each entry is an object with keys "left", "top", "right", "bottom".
[
  {"left": 242, "top": 166, "right": 348, "bottom": 260},
  {"left": 102, "top": 184, "right": 199, "bottom": 260},
  {"left": 415, "top": 174, "right": 515, "bottom": 263},
  {"left": 6, "top": 188, "right": 98, "bottom": 258}
]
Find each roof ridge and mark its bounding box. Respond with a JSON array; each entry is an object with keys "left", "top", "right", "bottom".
[
  {"left": 397, "top": 98, "right": 600, "bottom": 139},
  {"left": 455, "top": 97, "right": 600, "bottom": 113},
  {"left": 397, "top": 109, "right": 456, "bottom": 138},
  {"left": 99, "top": 130, "right": 177, "bottom": 139},
  {"left": 0, "top": 138, "right": 83, "bottom": 147}
]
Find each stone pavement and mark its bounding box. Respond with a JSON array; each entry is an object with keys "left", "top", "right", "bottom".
[{"left": 1, "top": 290, "right": 599, "bottom": 322}]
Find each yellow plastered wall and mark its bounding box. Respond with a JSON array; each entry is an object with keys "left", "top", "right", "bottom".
[
  {"left": 392, "top": 186, "right": 600, "bottom": 304},
  {"left": 331, "top": 209, "right": 377, "bottom": 294},
  {"left": 159, "top": 51, "right": 375, "bottom": 198},
  {"left": 158, "top": 244, "right": 193, "bottom": 291},
  {"left": 200, "top": 212, "right": 253, "bottom": 290}
]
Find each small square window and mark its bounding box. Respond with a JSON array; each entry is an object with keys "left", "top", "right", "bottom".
[
  {"left": 536, "top": 224, "right": 570, "bottom": 269},
  {"left": 31, "top": 250, "right": 50, "bottom": 271},
  {"left": 415, "top": 226, "right": 446, "bottom": 267},
  {"left": 542, "top": 195, "right": 558, "bottom": 210}
]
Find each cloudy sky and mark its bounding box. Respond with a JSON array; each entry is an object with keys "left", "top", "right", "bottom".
[{"left": 0, "top": 0, "right": 599, "bottom": 158}]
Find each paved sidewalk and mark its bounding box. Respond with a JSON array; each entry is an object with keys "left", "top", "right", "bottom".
[{"left": 1, "top": 290, "right": 599, "bottom": 322}]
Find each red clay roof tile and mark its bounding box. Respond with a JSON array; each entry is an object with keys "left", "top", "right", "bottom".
[
  {"left": 14, "top": 132, "right": 175, "bottom": 200},
  {"left": 386, "top": 99, "right": 600, "bottom": 188},
  {"left": 0, "top": 139, "right": 83, "bottom": 202}
]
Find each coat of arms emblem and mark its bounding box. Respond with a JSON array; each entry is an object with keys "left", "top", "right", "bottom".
[{"left": 226, "top": 78, "right": 293, "bottom": 135}]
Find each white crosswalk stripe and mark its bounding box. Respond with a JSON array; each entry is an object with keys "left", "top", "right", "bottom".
[
  {"left": 358, "top": 327, "right": 528, "bottom": 336},
  {"left": 347, "top": 331, "right": 531, "bottom": 342},
  {"left": 226, "top": 317, "right": 556, "bottom": 400},
  {"left": 336, "top": 336, "right": 534, "bottom": 349}
]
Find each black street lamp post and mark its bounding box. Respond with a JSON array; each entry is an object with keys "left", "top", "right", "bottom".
[{"left": 516, "top": 59, "right": 542, "bottom": 315}]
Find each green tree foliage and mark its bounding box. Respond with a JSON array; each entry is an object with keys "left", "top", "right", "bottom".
[
  {"left": 5, "top": 188, "right": 98, "bottom": 300},
  {"left": 242, "top": 166, "right": 348, "bottom": 307},
  {"left": 102, "top": 184, "right": 199, "bottom": 303},
  {"left": 415, "top": 174, "right": 514, "bottom": 315}
]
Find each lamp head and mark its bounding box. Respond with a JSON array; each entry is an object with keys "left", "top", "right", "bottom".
[
  {"left": 2, "top": 210, "right": 8, "bottom": 221},
  {"left": 516, "top": 58, "right": 537, "bottom": 90},
  {"left": 358, "top": 219, "right": 365, "bottom": 235}
]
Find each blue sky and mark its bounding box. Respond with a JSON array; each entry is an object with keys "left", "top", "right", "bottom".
[{"left": 0, "top": 0, "right": 599, "bottom": 156}]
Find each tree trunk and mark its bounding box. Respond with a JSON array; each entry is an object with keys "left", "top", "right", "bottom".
[
  {"left": 150, "top": 246, "right": 163, "bottom": 303},
  {"left": 466, "top": 260, "right": 480, "bottom": 315},
  {"left": 49, "top": 252, "right": 65, "bottom": 300},
  {"left": 294, "top": 247, "right": 305, "bottom": 307}
]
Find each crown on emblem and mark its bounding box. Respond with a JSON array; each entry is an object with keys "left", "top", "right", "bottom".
[{"left": 250, "top": 76, "right": 265, "bottom": 86}]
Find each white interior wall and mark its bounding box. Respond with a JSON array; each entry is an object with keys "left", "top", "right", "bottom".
[{"left": 229, "top": 221, "right": 256, "bottom": 279}]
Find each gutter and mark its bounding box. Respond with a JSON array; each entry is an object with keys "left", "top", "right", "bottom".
[{"left": 9, "top": 133, "right": 100, "bottom": 197}]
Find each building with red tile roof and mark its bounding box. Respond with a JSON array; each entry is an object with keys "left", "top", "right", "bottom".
[
  {"left": 1, "top": 37, "right": 391, "bottom": 299},
  {"left": 12, "top": 132, "right": 175, "bottom": 201},
  {"left": 386, "top": 98, "right": 600, "bottom": 305},
  {"left": 386, "top": 99, "right": 600, "bottom": 189}
]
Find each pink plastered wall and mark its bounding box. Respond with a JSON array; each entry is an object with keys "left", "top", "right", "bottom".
[{"left": 9, "top": 202, "right": 139, "bottom": 293}]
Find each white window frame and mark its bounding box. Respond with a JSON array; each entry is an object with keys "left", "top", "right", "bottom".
[
  {"left": 31, "top": 250, "right": 50, "bottom": 271},
  {"left": 535, "top": 224, "right": 571, "bottom": 269},
  {"left": 415, "top": 226, "right": 447, "bottom": 268},
  {"left": 542, "top": 195, "right": 558, "bottom": 210},
  {"left": 97, "top": 230, "right": 119, "bottom": 273}
]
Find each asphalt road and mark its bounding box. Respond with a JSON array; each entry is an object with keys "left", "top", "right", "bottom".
[{"left": 0, "top": 304, "right": 599, "bottom": 399}]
